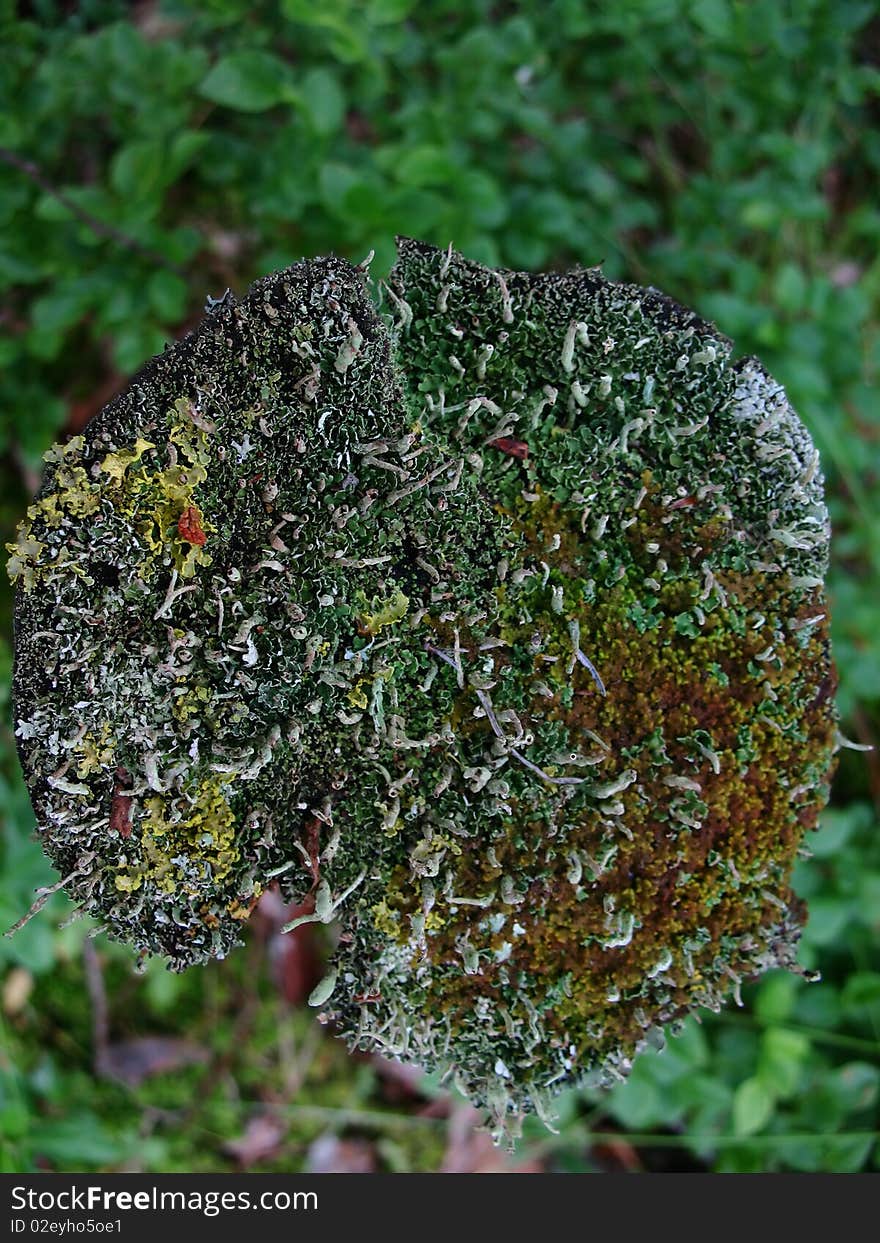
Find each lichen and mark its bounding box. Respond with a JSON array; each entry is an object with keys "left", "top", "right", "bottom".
[
  {"left": 114, "top": 775, "right": 239, "bottom": 897},
  {"left": 10, "top": 241, "right": 837, "bottom": 1142}
]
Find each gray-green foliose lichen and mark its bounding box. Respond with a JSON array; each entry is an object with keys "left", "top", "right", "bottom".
[{"left": 9, "top": 239, "right": 838, "bottom": 1140}]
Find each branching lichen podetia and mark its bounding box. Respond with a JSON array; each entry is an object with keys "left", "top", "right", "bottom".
[{"left": 9, "top": 239, "right": 838, "bottom": 1141}]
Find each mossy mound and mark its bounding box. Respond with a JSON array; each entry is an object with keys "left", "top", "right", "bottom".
[{"left": 10, "top": 241, "right": 837, "bottom": 1138}]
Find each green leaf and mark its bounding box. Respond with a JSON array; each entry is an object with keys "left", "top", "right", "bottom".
[
  {"left": 299, "top": 67, "right": 346, "bottom": 136},
  {"left": 319, "top": 162, "right": 366, "bottom": 206},
  {"left": 754, "top": 971, "right": 798, "bottom": 1024},
  {"left": 691, "top": 0, "right": 734, "bottom": 41},
  {"left": 732, "top": 1077, "right": 774, "bottom": 1137},
  {"left": 144, "top": 963, "right": 184, "bottom": 1013},
  {"left": 0, "top": 913, "right": 57, "bottom": 974},
  {"left": 758, "top": 1027, "right": 809, "bottom": 1099},
  {"left": 394, "top": 145, "right": 459, "bottom": 187},
  {"left": 32, "top": 1115, "right": 131, "bottom": 1166},
  {"left": 457, "top": 169, "right": 507, "bottom": 229},
  {"left": 740, "top": 199, "right": 781, "bottom": 230},
  {"left": 809, "top": 805, "right": 864, "bottom": 858},
  {"left": 841, "top": 971, "right": 880, "bottom": 1017},
  {"left": 0, "top": 1099, "right": 29, "bottom": 1143},
  {"left": 280, "top": 1, "right": 368, "bottom": 61},
  {"left": 30, "top": 286, "right": 93, "bottom": 336},
  {"left": 200, "top": 51, "right": 294, "bottom": 112},
  {"left": 793, "top": 983, "right": 842, "bottom": 1029},
  {"left": 112, "top": 322, "right": 169, "bottom": 374},
  {"left": 607, "top": 1069, "right": 664, "bottom": 1130},
  {"left": 368, "top": 0, "right": 416, "bottom": 21},
  {"left": 0, "top": 248, "right": 42, "bottom": 286},
  {"left": 147, "top": 270, "right": 188, "bottom": 323},
  {"left": 167, "top": 131, "right": 210, "bottom": 179},
  {"left": 111, "top": 139, "right": 166, "bottom": 201},
  {"left": 830, "top": 1062, "right": 880, "bottom": 1114},
  {"left": 282, "top": 0, "right": 347, "bottom": 19},
  {"left": 802, "top": 896, "right": 852, "bottom": 947},
  {"left": 819, "top": 1135, "right": 876, "bottom": 1174},
  {"left": 773, "top": 262, "right": 808, "bottom": 314},
  {"left": 665, "top": 1017, "right": 709, "bottom": 1070}
]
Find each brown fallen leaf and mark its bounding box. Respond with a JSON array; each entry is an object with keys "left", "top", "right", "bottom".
[
  {"left": 255, "top": 887, "right": 322, "bottom": 1006},
  {"left": 223, "top": 1113, "right": 287, "bottom": 1169},
  {"left": 96, "top": 1036, "right": 208, "bottom": 1087},
  {"left": 305, "top": 1134, "right": 378, "bottom": 1174},
  {"left": 441, "top": 1103, "right": 544, "bottom": 1173},
  {"left": 3, "top": 966, "right": 33, "bottom": 1015},
  {"left": 591, "top": 1134, "right": 643, "bottom": 1173},
  {"left": 372, "top": 1054, "right": 430, "bottom": 1104},
  {"left": 486, "top": 436, "right": 529, "bottom": 460}
]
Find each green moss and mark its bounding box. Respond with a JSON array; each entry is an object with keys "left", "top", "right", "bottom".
[{"left": 11, "top": 242, "right": 837, "bottom": 1142}]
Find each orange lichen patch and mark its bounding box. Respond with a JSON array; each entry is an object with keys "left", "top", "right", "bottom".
[{"left": 177, "top": 504, "right": 207, "bottom": 546}]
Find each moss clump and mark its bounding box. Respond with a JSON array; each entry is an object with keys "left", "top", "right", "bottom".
[{"left": 10, "top": 241, "right": 837, "bottom": 1140}]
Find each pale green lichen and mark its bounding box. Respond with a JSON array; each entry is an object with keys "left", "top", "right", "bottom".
[{"left": 11, "top": 241, "right": 837, "bottom": 1142}]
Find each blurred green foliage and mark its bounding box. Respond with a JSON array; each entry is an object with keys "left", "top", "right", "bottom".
[{"left": 1, "top": 0, "right": 878, "bottom": 1173}]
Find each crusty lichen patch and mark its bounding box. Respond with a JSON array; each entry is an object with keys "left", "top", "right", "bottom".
[{"left": 10, "top": 241, "right": 837, "bottom": 1142}]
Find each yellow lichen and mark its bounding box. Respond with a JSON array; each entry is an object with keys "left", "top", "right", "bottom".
[
  {"left": 168, "top": 398, "right": 211, "bottom": 467},
  {"left": 26, "top": 494, "right": 63, "bottom": 530},
  {"left": 99, "top": 437, "right": 156, "bottom": 485},
  {"left": 74, "top": 725, "right": 116, "bottom": 779},
  {"left": 371, "top": 899, "right": 401, "bottom": 937},
  {"left": 116, "top": 777, "right": 239, "bottom": 897},
  {"left": 5, "top": 530, "right": 47, "bottom": 590},
  {"left": 357, "top": 586, "right": 410, "bottom": 635},
  {"left": 6, "top": 412, "right": 212, "bottom": 593},
  {"left": 346, "top": 680, "right": 369, "bottom": 709},
  {"left": 6, "top": 443, "right": 103, "bottom": 588},
  {"left": 101, "top": 415, "right": 213, "bottom": 580},
  {"left": 171, "top": 684, "right": 211, "bottom": 723},
  {"left": 42, "top": 434, "right": 86, "bottom": 465}
]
